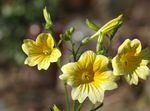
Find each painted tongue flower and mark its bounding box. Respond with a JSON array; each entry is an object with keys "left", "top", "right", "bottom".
[
  {"left": 59, "top": 51, "right": 117, "bottom": 104},
  {"left": 112, "top": 39, "right": 150, "bottom": 85},
  {"left": 22, "top": 33, "right": 61, "bottom": 70}
]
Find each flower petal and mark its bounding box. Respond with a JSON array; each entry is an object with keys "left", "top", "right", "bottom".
[
  {"left": 88, "top": 83, "right": 104, "bottom": 104},
  {"left": 118, "top": 39, "right": 131, "bottom": 55},
  {"left": 78, "top": 51, "right": 96, "bottom": 69},
  {"left": 22, "top": 39, "right": 40, "bottom": 55},
  {"left": 50, "top": 48, "right": 61, "bottom": 62},
  {"left": 131, "top": 39, "right": 141, "bottom": 55},
  {"left": 94, "top": 71, "right": 117, "bottom": 90},
  {"left": 93, "top": 55, "right": 109, "bottom": 72},
  {"left": 60, "top": 63, "right": 80, "bottom": 86},
  {"left": 78, "top": 84, "right": 88, "bottom": 103},
  {"left": 136, "top": 66, "right": 150, "bottom": 80},
  {"left": 36, "top": 33, "right": 54, "bottom": 49},
  {"left": 24, "top": 54, "right": 43, "bottom": 66},
  {"left": 71, "top": 85, "right": 82, "bottom": 101},
  {"left": 125, "top": 72, "right": 138, "bottom": 85},
  {"left": 112, "top": 56, "right": 125, "bottom": 75},
  {"left": 37, "top": 56, "right": 51, "bottom": 70}
]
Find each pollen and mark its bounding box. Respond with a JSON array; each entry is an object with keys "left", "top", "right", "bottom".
[
  {"left": 81, "top": 71, "right": 94, "bottom": 83},
  {"left": 43, "top": 49, "right": 51, "bottom": 55}
]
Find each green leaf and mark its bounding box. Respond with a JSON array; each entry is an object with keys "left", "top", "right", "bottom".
[
  {"left": 43, "top": 7, "right": 53, "bottom": 30},
  {"left": 86, "top": 19, "right": 99, "bottom": 31}
]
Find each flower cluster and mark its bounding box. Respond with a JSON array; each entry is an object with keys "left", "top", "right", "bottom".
[{"left": 21, "top": 7, "right": 150, "bottom": 110}]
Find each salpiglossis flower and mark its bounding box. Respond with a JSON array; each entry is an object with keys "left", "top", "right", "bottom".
[
  {"left": 22, "top": 33, "right": 61, "bottom": 70},
  {"left": 112, "top": 39, "right": 150, "bottom": 85},
  {"left": 59, "top": 51, "right": 117, "bottom": 104}
]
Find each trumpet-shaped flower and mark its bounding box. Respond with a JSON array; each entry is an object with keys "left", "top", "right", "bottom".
[
  {"left": 59, "top": 51, "right": 117, "bottom": 104},
  {"left": 22, "top": 33, "right": 61, "bottom": 70},
  {"left": 112, "top": 39, "right": 150, "bottom": 85}
]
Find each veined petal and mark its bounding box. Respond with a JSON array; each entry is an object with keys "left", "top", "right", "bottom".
[
  {"left": 36, "top": 33, "right": 54, "bottom": 49},
  {"left": 94, "top": 71, "right": 117, "bottom": 90},
  {"left": 71, "top": 85, "right": 82, "bottom": 101},
  {"left": 61, "top": 63, "right": 79, "bottom": 76},
  {"left": 136, "top": 66, "right": 150, "bottom": 80},
  {"left": 88, "top": 83, "right": 104, "bottom": 104},
  {"left": 50, "top": 48, "right": 61, "bottom": 62},
  {"left": 22, "top": 39, "right": 40, "bottom": 55},
  {"left": 60, "top": 63, "right": 81, "bottom": 86},
  {"left": 78, "top": 51, "right": 96, "bottom": 69},
  {"left": 24, "top": 54, "right": 43, "bottom": 66},
  {"left": 112, "top": 56, "right": 124, "bottom": 75},
  {"left": 131, "top": 39, "right": 141, "bottom": 55},
  {"left": 125, "top": 72, "right": 138, "bottom": 85},
  {"left": 118, "top": 39, "right": 131, "bottom": 55},
  {"left": 93, "top": 55, "right": 109, "bottom": 72},
  {"left": 37, "top": 56, "right": 51, "bottom": 70},
  {"left": 78, "top": 84, "right": 88, "bottom": 103}
]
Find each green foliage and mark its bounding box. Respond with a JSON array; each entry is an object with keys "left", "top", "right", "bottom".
[
  {"left": 60, "top": 27, "right": 75, "bottom": 41},
  {"left": 43, "top": 7, "right": 53, "bottom": 30},
  {"left": 86, "top": 19, "right": 99, "bottom": 31}
]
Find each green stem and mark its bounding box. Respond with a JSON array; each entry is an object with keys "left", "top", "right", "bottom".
[
  {"left": 57, "top": 39, "right": 62, "bottom": 47},
  {"left": 90, "top": 29, "right": 101, "bottom": 40},
  {"left": 96, "top": 32, "right": 104, "bottom": 54},
  {"left": 70, "top": 39, "right": 77, "bottom": 61},
  {"left": 64, "top": 82, "right": 70, "bottom": 111},
  {"left": 77, "top": 102, "right": 84, "bottom": 111},
  {"left": 90, "top": 103, "right": 104, "bottom": 111},
  {"left": 73, "top": 101, "right": 77, "bottom": 111}
]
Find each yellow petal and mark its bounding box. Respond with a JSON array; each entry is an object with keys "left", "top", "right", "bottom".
[
  {"left": 93, "top": 55, "right": 109, "bottom": 72},
  {"left": 125, "top": 72, "right": 138, "bottom": 85},
  {"left": 36, "top": 33, "right": 54, "bottom": 49},
  {"left": 71, "top": 85, "right": 82, "bottom": 101},
  {"left": 112, "top": 56, "right": 124, "bottom": 75},
  {"left": 88, "top": 84, "right": 104, "bottom": 104},
  {"left": 37, "top": 56, "right": 51, "bottom": 70},
  {"left": 60, "top": 63, "right": 80, "bottom": 86},
  {"left": 136, "top": 66, "right": 150, "bottom": 80},
  {"left": 78, "top": 51, "right": 96, "bottom": 69},
  {"left": 22, "top": 39, "right": 39, "bottom": 55},
  {"left": 24, "top": 54, "right": 44, "bottom": 66},
  {"left": 77, "top": 84, "right": 88, "bottom": 103},
  {"left": 94, "top": 71, "right": 117, "bottom": 90},
  {"left": 50, "top": 48, "right": 61, "bottom": 62},
  {"left": 131, "top": 39, "right": 141, "bottom": 55},
  {"left": 118, "top": 39, "right": 131, "bottom": 55}
]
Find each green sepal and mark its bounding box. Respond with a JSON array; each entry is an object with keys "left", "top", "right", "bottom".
[
  {"left": 86, "top": 19, "right": 99, "bottom": 31},
  {"left": 60, "top": 27, "right": 75, "bottom": 41},
  {"left": 43, "top": 7, "right": 53, "bottom": 30},
  {"left": 50, "top": 105, "right": 60, "bottom": 111}
]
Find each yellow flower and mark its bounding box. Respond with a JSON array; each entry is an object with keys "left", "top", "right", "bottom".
[
  {"left": 22, "top": 33, "right": 61, "bottom": 70},
  {"left": 59, "top": 51, "right": 117, "bottom": 104},
  {"left": 112, "top": 39, "right": 150, "bottom": 85}
]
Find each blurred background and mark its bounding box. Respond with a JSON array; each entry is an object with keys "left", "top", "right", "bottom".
[{"left": 0, "top": 0, "right": 150, "bottom": 111}]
